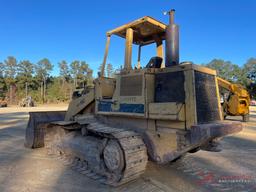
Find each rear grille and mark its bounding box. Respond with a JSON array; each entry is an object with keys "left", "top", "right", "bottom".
[
  {"left": 120, "top": 75, "right": 143, "bottom": 96},
  {"left": 194, "top": 71, "right": 221, "bottom": 123}
]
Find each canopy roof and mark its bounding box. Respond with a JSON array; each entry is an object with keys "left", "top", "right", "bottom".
[{"left": 107, "top": 16, "right": 167, "bottom": 45}]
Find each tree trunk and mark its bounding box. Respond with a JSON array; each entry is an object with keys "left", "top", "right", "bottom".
[
  {"left": 74, "top": 78, "right": 77, "bottom": 88},
  {"left": 70, "top": 85, "right": 73, "bottom": 100},
  {"left": 9, "top": 85, "right": 12, "bottom": 105},
  {"left": 25, "top": 82, "right": 28, "bottom": 98},
  {"left": 62, "top": 77, "right": 65, "bottom": 87},
  {"left": 41, "top": 81, "right": 43, "bottom": 103},
  {"left": 43, "top": 78, "right": 46, "bottom": 103}
]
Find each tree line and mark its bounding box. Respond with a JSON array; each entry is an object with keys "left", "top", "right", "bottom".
[
  {"left": 204, "top": 58, "right": 256, "bottom": 99},
  {"left": 0, "top": 56, "right": 255, "bottom": 104},
  {"left": 0, "top": 56, "right": 114, "bottom": 104}
]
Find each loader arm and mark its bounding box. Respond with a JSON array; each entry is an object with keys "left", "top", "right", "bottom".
[
  {"left": 217, "top": 77, "right": 250, "bottom": 98},
  {"left": 217, "top": 77, "right": 233, "bottom": 92}
]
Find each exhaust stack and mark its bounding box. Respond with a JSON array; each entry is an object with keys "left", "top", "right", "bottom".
[{"left": 165, "top": 9, "right": 179, "bottom": 67}]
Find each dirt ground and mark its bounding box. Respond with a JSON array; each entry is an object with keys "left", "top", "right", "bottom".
[{"left": 0, "top": 105, "right": 256, "bottom": 192}]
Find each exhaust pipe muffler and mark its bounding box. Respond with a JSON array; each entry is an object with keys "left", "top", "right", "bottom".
[{"left": 165, "top": 9, "right": 179, "bottom": 67}]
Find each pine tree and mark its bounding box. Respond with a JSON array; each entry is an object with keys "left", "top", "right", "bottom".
[{"left": 35, "top": 58, "right": 53, "bottom": 103}]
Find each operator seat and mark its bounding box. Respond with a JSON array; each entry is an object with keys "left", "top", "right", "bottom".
[{"left": 145, "top": 56, "right": 162, "bottom": 68}]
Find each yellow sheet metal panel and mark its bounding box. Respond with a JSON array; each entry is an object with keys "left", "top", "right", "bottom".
[
  {"left": 148, "top": 102, "right": 185, "bottom": 121},
  {"left": 184, "top": 70, "right": 197, "bottom": 128},
  {"left": 192, "top": 64, "right": 217, "bottom": 75},
  {"left": 95, "top": 77, "right": 116, "bottom": 99},
  {"left": 145, "top": 74, "right": 155, "bottom": 102},
  {"left": 107, "top": 16, "right": 167, "bottom": 45},
  {"left": 215, "top": 76, "right": 224, "bottom": 120},
  {"left": 156, "top": 120, "right": 185, "bottom": 130}
]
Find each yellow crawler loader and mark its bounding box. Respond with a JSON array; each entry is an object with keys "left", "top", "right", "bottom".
[
  {"left": 25, "top": 10, "right": 242, "bottom": 186},
  {"left": 217, "top": 77, "right": 250, "bottom": 122}
]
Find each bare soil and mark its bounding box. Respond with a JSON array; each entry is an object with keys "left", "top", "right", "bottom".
[{"left": 0, "top": 106, "right": 256, "bottom": 192}]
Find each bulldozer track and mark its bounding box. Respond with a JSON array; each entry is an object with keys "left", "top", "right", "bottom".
[{"left": 46, "top": 120, "right": 148, "bottom": 186}]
